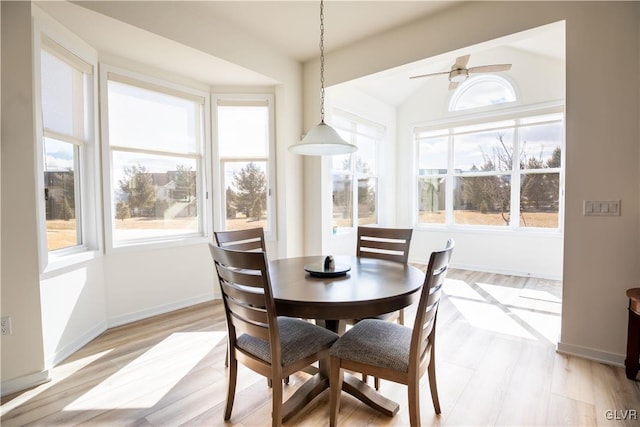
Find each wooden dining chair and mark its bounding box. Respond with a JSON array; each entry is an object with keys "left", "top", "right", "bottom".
[
  {"left": 209, "top": 244, "right": 339, "bottom": 427},
  {"left": 355, "top": 226, "right": 413, "bottom": 389},
  {"left": 214, "top": 227, "right": 266, "bottom": 368},
  {"left": 214, "top": 227, "right": 266, "bottom": 252},
  {"left": 356, "top": 226, "right": 413, "bottom": 325},
  {"left": 329, "top": 239, "right": 454, "bottom": 427}
]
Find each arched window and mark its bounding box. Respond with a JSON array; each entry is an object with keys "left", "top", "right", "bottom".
[{"left": 449, "top": 75, "right": 516, "bottom": 112}]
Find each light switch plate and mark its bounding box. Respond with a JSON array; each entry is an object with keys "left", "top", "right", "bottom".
[{"left": 583, "top": 200, "right": 621, "bottom": 216}]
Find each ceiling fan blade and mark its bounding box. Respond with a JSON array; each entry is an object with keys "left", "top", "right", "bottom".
[
  {"left": 453, "top": 54, "right": 470, "bottom": 69},
  {"left": 409, "top": 70, "right": 450, "bottom": 80},
  {"left": 468, "top": 64, "right": 512, "bottom": 73},
  {"left": 448, "top": 81, "right": 459, "bottom": 90}
]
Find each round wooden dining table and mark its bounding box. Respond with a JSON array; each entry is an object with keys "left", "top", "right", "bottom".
[{"left": 268, "top": 255, "right": 425, "bottom": 422}]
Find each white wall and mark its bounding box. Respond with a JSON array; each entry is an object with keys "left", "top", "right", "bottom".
[
  {"left": 303, "top": 1, "right": 640, "bottom": 365},
  {"left": 1, "top": 1, "right": 49, "bottom": 394}
]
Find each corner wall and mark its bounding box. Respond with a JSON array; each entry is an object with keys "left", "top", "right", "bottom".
[{"left": 1, "top": 1, "right": 49, "bottom": 393}]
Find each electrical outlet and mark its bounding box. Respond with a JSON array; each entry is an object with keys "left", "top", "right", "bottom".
[{"left": 1, "top": 317, "right": 12, "bottom": 335}]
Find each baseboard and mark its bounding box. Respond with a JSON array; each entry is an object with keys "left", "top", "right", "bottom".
[
  {"left": 1, "top": 370, "right": 50, "bottom": 397},
  {"left": 45, "top": 320, "right": 109, "bottom": 368},
  {"left": 556, "top": 341, "right": 625, "bottom": 367},
  {"left": 445, "top": 261, "right": 563, "bottom": 281},
  {"left": 107, "top": 294, "right": 216, "bottom": 328}
]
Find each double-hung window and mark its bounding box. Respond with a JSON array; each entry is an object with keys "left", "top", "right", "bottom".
[
  {"left": 102, "top": 70, "right": 207, "bottom": 246},
  {"left": 416, "top": 109, "right": 563, "bottom": 230},
  {"left": 331, "top": 112, "right": 383, "bottom": 231},
  {"left": 38, "top": 37, "right": 93, "bottom": 254},
  {"left": 215, "top": 96, "right": 276, "bottom": 237}
]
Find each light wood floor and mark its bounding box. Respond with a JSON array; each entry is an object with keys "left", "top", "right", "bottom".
[{"left": 2, "top": 269, "right": 640, "bottom": 426}]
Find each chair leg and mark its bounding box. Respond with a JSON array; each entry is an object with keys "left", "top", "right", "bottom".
[
  {"left": 271, "top": 376, "right": 283, "bottom": 427},
  {"left": 399, "top": 308, "right": 405, "bottom": 326},
  {"left": 224, "top": 358, "right": 237, "bottom": 420},
  {"left": 408, "top": 375, "right": 421, "bottom": 427},
  {"left": 374, "top": 377, "right": 380, "bottom": 390},
  {"left": 329, "top": 356, "right": 344, "bottom": 427},
  {"left": 428, "top": 358, "right": 441, "bottom": 414}
]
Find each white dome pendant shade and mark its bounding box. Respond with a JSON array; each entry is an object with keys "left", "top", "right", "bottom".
[
  {"left": 289, "top": 0, "right": 358, "bottom": 156},
  {"left": 290, "top": 121, "right": 357, "bottom": 156}
]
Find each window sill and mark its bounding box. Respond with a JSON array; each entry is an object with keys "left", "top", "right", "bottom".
[
  {"left": 42, "top": 249, "right": 101, "bottom": 279},
  {"left": 415, "top": 223, "right": 563, "bottom": 237},
  {"left": 107, "top": 235, "right": 210, "bottom": 254}
]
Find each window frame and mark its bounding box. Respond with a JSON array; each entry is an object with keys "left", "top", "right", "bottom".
[
  {"left": 212, "top": 94, "right": 277, "bottom": 241},
  {"left": 100, "top": 65, "right": 211, "bottom": 251},
  {"left": 33, "top": 16, "right": 101, "bottom": 273},
  {"left": 414, "top": 102, "right": 565, "bottom": 234},
  {"left": 331, "top": 110, "right": 384, "bottom": 233}
]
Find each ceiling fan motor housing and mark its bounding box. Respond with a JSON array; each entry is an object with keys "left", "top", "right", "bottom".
[{"left": 449, "top": 68, "right": 469, "bottom": 82}]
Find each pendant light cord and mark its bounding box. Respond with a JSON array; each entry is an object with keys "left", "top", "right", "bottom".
[{"left": 319, "top": 0, "right": 325, "bottom": 123}]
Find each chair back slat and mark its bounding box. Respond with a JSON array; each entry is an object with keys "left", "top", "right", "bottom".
[
  {"left": 224, "top": 295, "right": 269, "bottom": 325},
  {"left": 356, "top": 226, "right": 413, "bottom": 264},
  {"left": 220, "top": 282, "right": 266, "bottom": 308},
  {"left": 411, "top": 239, "right": 454, "bottom": 367},
  {"left": 217, "top": 265, "right": 266, "bottom": 289},
  {"left": 214, "top": 228, "right": 266, "bottom": 252},
  {"left": 229, "top": 313, "right": 270, "bottom": 341}
]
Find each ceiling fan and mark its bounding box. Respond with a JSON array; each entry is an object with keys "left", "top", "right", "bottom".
[{"left": 410, "top": 54, "right": 512, "bottom": 90}]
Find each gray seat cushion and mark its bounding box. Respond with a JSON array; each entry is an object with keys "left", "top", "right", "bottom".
[
  {"left": 237, "top": 317, "right": 338, "bottom": 366},
  {"left": 330, "top": 318, "right": 412, "bottom": 372}
]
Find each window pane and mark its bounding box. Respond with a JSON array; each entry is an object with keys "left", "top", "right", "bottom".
[
  {"left": 357, "top": 178, "right": 377, "bottom": 225},
  {"left": 223, "top": 161, "right": 267, "bottom": 231},
  {"left": 332, "top": 174, "right": 353, "bottom": 229},
  {"left": 41, "top": 50, "right": 84, "bottom": 138},
  {"left": 520, "top": 172, "right": 560, "bottom": 228},
  {"left": 43, "top": 137, "right": 80, "bottom": 250},
  {"left": 418, "top": 136, "right": 448, "bottom": 172},
  {"left": 112, "top": 151, "right": 199, "bottom": 241},
  {"left": 418, "top": 177, "right": 446, "bottom": 224},
  {"left": 451, "top": 76, "right": 516, "bottom": 111},
  {"left": 454, "top": 130, "right": 514, "bottom": 173},
  {"left": 520, "top": 122, "right": 562, "bottom": 169},
  {"left": 453, "top": 175, "right": 511, "bottom": 226},
  {"left": 356, "top": 136, "right": 376, "bottom": 174},
  {"left": 218, "top": 106, "right": 268, "bottom": 158},
  {"left": 332, "top": 153, "right": 351, "bottom": 172},
  {"left": 108, "top": 81, "right": 199, "bottom": 153}
]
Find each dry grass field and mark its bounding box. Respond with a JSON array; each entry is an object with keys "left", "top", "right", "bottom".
[
  {"left": 46, "top": 217, "right": 265, "bottom": 251},
  {"left": 47, "top": 211, "right": 558, "bottom": 250},
  {"left": 420, "top": 210, "right": 559, "bottom": 228}
]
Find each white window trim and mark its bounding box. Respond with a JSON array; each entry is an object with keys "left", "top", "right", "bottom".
[
  {"left": 212, "top": 94, "right": 277, "bottom": 241},
  {"left": 413, "top": 101, "right": 565, "bottom": 235},
  {"left": 100, "top": 64, "right": 212, "bottom": 252},
  {"left": 33, "top": 8, "right": 102, "bottom": 274}
]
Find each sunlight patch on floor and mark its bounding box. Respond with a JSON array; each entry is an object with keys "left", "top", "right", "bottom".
[
  {"left": 63, "top": 331, "right": 225, "bottom": 410},
  {"left": 443, "top": 279, "right": 485, "bottom": 301},
  {"left": 448, "top": 297, "right": 537, "bottom": 340},
  {"left": 0, "top": 349, "right": 113, "bottom": 416},
  {"left": 511, "top": 307, "right": 561, "bottom": 343},
  {"left": 444, "top": 278, "right": 561, "bottom": 342}
]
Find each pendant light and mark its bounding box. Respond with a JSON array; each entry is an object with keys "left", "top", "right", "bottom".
[{"left": 289, "top": 0, "right": 357, "bottom": 156}]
